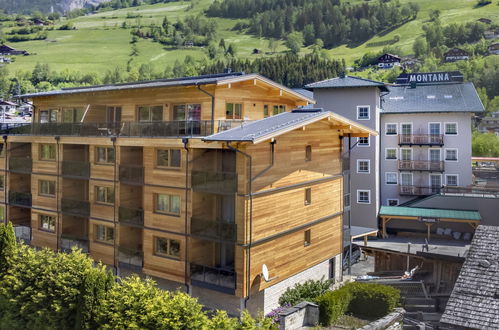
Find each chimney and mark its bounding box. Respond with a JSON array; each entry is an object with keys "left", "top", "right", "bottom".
[{"left": 339, "top": 72, "right": 346, "bottom": 78}]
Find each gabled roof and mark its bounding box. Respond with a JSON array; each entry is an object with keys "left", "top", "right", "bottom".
[
  {"left": 203, "top": 108, "right": 377, "bottom": 144},
  {"left": 304, "top": 75, "right": 388, "bottom": 92},
  {"left": 382, "top": 82, "right": 485, "bottom": 114},
  {"left": 441, "top": 225, "right": 499, "bottom": 329},
  {"left": 379, "top": 206, "right": 481, "bottom": 221}
]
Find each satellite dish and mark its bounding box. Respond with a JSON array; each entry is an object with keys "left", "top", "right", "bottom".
[{"left": 262, "top": 264, "right": 270, "bottom": 282}]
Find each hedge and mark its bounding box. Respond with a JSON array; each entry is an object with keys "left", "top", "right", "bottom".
[
  {"left": 316, "top": 288, "right": 351, "bottom": 326},
  {"left": 278, "top": 277, "right": 332, "bottom": 306}
]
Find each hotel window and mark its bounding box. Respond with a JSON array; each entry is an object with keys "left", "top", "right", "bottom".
[
  {"left": 0, "top": 174, "right": 4, "bottom": 190},
  {"left": 138, "top": 105, "right": 163, "bottom": 122},
  {"left": 400, "top": 148, "right": 412, "bottom": 161},
  {"left": 357, "top": 190, "right": 370, "bottom": 204},
  {"left": 446, "top": 175, "right": 458, "bottom": 186},
  {"left": 39, "top": 180, "right": 56, "bottom": 197},
  {"left": 305, "top": 145, "right": 312, "bottom": 161},
  {"left": 172, "top": 104, "right": 201, "bottom": 121},
  {"left": 445, "top": 149, "right": 458, "bottom": 161},
  {"left": 95, "top": 225, "right": 114, "bottom": 244},
  {"left": 40, "top": 214, "right": 56, "bottom": 232},
  {"left": 39, "top": 109, "right": 58, "bottom": 123},
  {"left": 400, "top": 173, "right": 413, "bottom": 186},
  {"left": 357, "top": 160, "right": 370, "bottom": 173},
  {"left": 156, "top": 149, "right": 181, "bottom": 168},
  {"left": 226, "top": 103, "right": 243, "bottom": 119},
  {"left": 95, "top": 147, "right": 115, "bottom": 164},
  {"left": 386, "top": 123, "right": 397, "bottom": 135},
  {"left": 273, "top": 105, "right": 285, "bottom": 115},
  {"left": 62, "top": 108, "right": 84, "bottom": 123},
  {"left": 357, "top": 106, "right": 370, "bottom": 120},
  {"left": 155, "top": 193, "right": 181, "bottom": 215},
  {"left": 304, "top": 188, "right": 312, "bottom": 205},
  {"left": 154, "top": 237, "right": 180, "bottom": 259},
  {"left": 387, "top": 199, "right": 399, "bottom": 206},
  {"left": 386, "top": 148, "right": 397, "bottom": 160},
  {"left": 401, "top": 123, "right": 412, "bottom": 135},
  {"left": 40, "top": 144, "right": 56, "bottom": 161},
  {"left": 304, "top": 229, "right": 311, "bottom": 246},
  {"left": 386, "top": 172, "right": 398, "bottom": 185},
  {"left": 263, "top": 105, "right": 269, "bottom": 118},
  {"left": 445, "top": 123, "right": 458, "bottom": 135},
  {"left": 95, "top": 186, "right": 114, "bottom": 205},
  {"left": 358, "top": 137, "right": 369, "bottom": 146}
]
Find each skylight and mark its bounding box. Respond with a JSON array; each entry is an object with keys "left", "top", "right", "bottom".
[
  {"left": 427, "top": 95, "right": 436, "bottom": 99},
  {"left": 444, "top": 95, "right": 453, "bottom": 99}
]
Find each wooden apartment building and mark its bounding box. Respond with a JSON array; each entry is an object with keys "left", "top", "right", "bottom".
[{"left": 1, "top": 72, "right": 375, "bottom": 314}]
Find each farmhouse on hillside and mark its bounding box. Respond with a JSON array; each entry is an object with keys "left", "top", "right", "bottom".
[
  {"left": 0, "top": 44, "right": 29, "bottom": 56},
  {"left": 377, "top": 53, "right": 401, "bottom": 69},
  {"left": 489, "top": 43, "right": 499, "bottom": 55},
  {"left": 444, "top": 48, "right": 469, "bottom": 62}
]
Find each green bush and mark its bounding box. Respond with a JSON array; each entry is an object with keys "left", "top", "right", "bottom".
[
  {"left": 344, "top": 282, "right": 401, "bottom": 319},
  {"left": 278, "top": 277, "right": 332, "bottom": 306},
  {"left": 316, "top": 289, "right": 352, "bottom": 326}
]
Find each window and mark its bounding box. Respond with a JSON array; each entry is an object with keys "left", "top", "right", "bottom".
[
  {"left": 386, "top": 123, "right": 397, "bottom": 135},
  {"left": 305, "top": 145, "right": 312, "bottom": 161},
  {"left": 401, "top": 123, "right": 412, "bottom": 135},
  {"left": 400, "top": 148, "right": 412, "bottom": 161},
  {"left": 273, "top": 105, "right": 285, "bottom": 115},
  {"left": 95, "top": 147, "right": 115, "bottom": 164},
  {"left": 40, "top": 214, "right": 56, "bottom": 232},
  {"left": 358, "top": 137, "right": 369, "bottom": 146},
  {"left": 400, "top": 173, "right": 413, "bottom": 186},
  {"left": 304, "top": 229, "right": 311, "bottom": 246},
  {"left": 445, "top": 123, "right": 458, "bottom": 135},
  {"left": 154, "top": 237, "right": 180, "bottom": 259},
  {"left": 357, "top": 190, "right": 370, "bottom": 204},
  {"left": 155, "top": 193, "right": 181, "bottom": 215},
  {"left": 386, "top": 148, "right": 397, "bottom": 160},
  {"left": 62, "top": 108, "right": 84, "bottom": 123},
  {"left": 357, "top": 106, "right": 370, "bottom": 120},
  {"left": 40, "top": 144, "right": 56, "bottom": 161},
  {"left": 172, "top": 104, "right": 201, "bottom": 121},
  {"left": 0, "top": 175, "right": 4, "bottom": 190},
  {"left": 95, "top": 225, "right": 114, "bottom": 244},
  {"left": 386, "top": 172, "right": 398, "bottom": 185},
  {"left": 138, "top": 105, "right": 163, "bottom": 122},
  {"left": 445, "top": 149, "right": 458, "bottom": 161},
  {"left": 95, "top": 186, "right": 114, "bottom": 205},
  {"left": 107, "top": 106, "right": 122, "bottom": 123},
  {"left": 226, "top": 103, "right": 242, "bottom": 119},
  {"left": 0, "top": 143, "right": 5, "bottom": 157},
  {"left": 387, "top": 199, "right": 399, "bottom": 206},
  {"left": 39, "top": 109, "right": 58, "bottom": 123},
  {"left": 156, "top": 149, "right": 181, "bottom": 168},
  {"left": 39, "top": 180, "right": 56, "bottom": 197},
  {"left": 429, "top": 123, "right": 441, "bottom": 135},
  {"left": 304, "top": 188, "right": 312, "bottom": 205},
  {"left": 0, "top": 206, "right": 4, "bottom": 221},
  {"left": 357, "top": 160, "right": 370, "bottom": 173},
  {"left": 446, "top": 175, "right": 458, "bottom": 186},
  {"left": 263, "top": 105, "right": 269, "bottom": 118}
]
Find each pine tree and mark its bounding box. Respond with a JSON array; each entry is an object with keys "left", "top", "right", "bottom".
[{"left": 0, "top": 222, "right": 17, "bottom": 279}]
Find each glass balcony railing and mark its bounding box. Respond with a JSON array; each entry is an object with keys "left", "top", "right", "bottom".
[
  {"left": 191, "top": 171, "right": 237, "bottom": 194},
  {"left": 190, "top": 263, "right": 236, "bottom": 295},
  {"left": 119, "top": 165, "right": 144, "bottom": 185},
  {"left": 9, "top": 157, "right": 32, "bottom": 173},
  {"left": 61, "top": 198, "right": 90, "bottom": 217},
  {"left": 61, "top": 161, "right": 90, "bottom": 179},
  {"left": 118, "top": 246, "right": 143, "bottom": 272},
  {"left": 14, "top": 226, "right": 31, "bottom": 244},
  {"left": 191, "top": 217, "right": 236, "bottom": 241},
  {"left": 119, "top": 207, "right": 144, "bottom": 226},
  {"left": 60, "top": 233, "right": 89, "bottom": 253},
  {"left": 9, "top": 191, "right": 32, "bottom": 207}
]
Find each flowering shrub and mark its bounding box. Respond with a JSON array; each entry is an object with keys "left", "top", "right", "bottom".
[{"left": 265, "top": 304, "right": 292, "bottom": 324}]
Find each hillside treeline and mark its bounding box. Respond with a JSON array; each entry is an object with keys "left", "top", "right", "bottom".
[{"left": 207, "top": 0, "right": 419, "bottom": 47}]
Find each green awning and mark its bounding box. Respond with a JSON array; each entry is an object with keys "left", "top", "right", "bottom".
[{"left": 379, "top": 206, "right": 481, "bottom": 221}]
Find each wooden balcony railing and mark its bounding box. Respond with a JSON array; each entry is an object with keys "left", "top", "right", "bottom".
[
  {"left": 8, "top": 191, "right": 32, "bottom": 207},
  {"left": 61, "top": 160, "right": 90, "bottom": 179},
  {"left": 9, "top": 157, "right": 32, "bottom": 173},
  {"left": 191, "top": 171, "right": 237, "bottom": 194},
  {"left": 190, "top": 217, "right": 236, "bottom": 241},
  {"left": 399, "top": 134, "right": 444, "bottom": 146},
  {"left": 119, "top": 206, "right": 144, "bottom": 226},
  {"left": 399, "top": 185, "right": 442, "bottom": 196},
  {"left": 398, "top": 160, "right": 444, "bottom": 172},
  {"left": 190, "top": 263, "right": 236, "bottom": 295},
  {"left": 61, "top": 198, "right": 90, "bottom": 217}
]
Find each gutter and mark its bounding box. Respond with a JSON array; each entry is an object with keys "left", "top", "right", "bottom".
[{"left": 182, "top": 138, "right": 190, "bottom": 292}]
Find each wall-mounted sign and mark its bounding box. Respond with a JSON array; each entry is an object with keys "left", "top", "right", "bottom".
[
  {"left": 419, "top": 217, "right": 439, "bottom": 223},
  {"left": 396, "top": 71, "right": 463, "bottom": 85}
]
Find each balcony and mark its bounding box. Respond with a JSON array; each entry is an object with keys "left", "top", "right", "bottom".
[
  {"left": 398, "top": 160, "right": 444, "bottom": 172},
  {"left": 61, "top": 161, "right": 90, "bottom": 179},
  {"left": 61, "top": 198, "right": 90, "bottom": 217},
  {"left": 190, "top": 263, "right": 236, "bottom": 295},
  {"left": 119, "top": 165, "right": 144, "bottom": 185},
  {"left": 9, "top": 191, "right": 32, "bottom": 207},
  {"left": 60, "top": 234, "right": 89, "bottom": 253},
  {"left": 118, "top": 246, "right": 143, "bottom": 273},
  {"left": 191, "top": 171, "right": 237, "bottom": 194},
  {"left": 399, "top": 134, "right": 444, "bottom": 146},
  {"left": 9, "top": 157, "right": 32, "bottom": 173},
  {"left": 191, "top": 217, "right": 236, "bottom": 241},
  {"left": 399, "top": 185, "right": 442, "bottom": 196},
  {"left": 14, "top": 226, "right": 31, "bottom": 244},
  {"left": 119, "top": 207, "right": 144, "bottom": 226}
]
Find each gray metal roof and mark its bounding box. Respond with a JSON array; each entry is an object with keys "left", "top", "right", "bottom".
[
  {"left": 382, "top": 82, "right": 485, "bottom": 114},
  {"left": 441, "top": 225, "right": 499, "bottom": 329},
  {"left": 292, "top": 88, "right": 314, "bottom": 100},
  {"left": 304, "top": 75, "right": 388, "bottom": 92}
]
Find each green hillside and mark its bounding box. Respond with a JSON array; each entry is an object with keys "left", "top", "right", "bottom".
[{"left": 2, "top": 0, "right": 497, "bottom": 75}]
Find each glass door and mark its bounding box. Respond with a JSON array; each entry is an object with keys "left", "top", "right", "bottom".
[
  {"left": 430, "top": 174, "right": 442, "bottom": 194},
  {"left": 400, "top": 123, "right": 412, "bottom": 143},
  {"left": 429, "top": 149, "right": 441, "bottom": 171},
  {"left": 429, "top": 123, "right": 441, "bottom": 144}
]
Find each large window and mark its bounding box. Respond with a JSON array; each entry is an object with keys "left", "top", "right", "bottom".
[
  {"left": 40, "top": 214, "right": 56, "bottom": 232},
  {"left": 386, "top": 148, "right": 397, "bottom": 160},
  {"left": 226, "top": 103, "right": 243, "bottom": 119},
  {"left": 400, "top": 173, "right": 413, "bottom": 186},
  {"left": 357, "top": 106, "right": 370, "bottom": 120},
  {"left": 40, "top": 144, "right": 56, "bottom": 161},
  {"left": 385, "top": 123, "right": 397, "bottom": 135},
  {"left": 357, "top": 160, "right": 370, "bottom": 173},
  {"left": 62, "top": 108, "right": 84, "bottom": 123},
  {"left": 385, "top": 172, "right": 398, "bottom": 185},
  {"left": 39, "top": 109, "right": 58, "bottom": 123},
  {"left": 156, "top": 149, "right": 181, "bottom": 168},
  {"left": 39, "top": 180, "right": 56, "bottom": 197},
  {"left": 173, "top": 104, "right": 201, "bottom": 121},
  {"left": 95, "top": 186, "right": 114, "bottom": 205},
  {"left": 138, "top": 105, "right": 163, "bottom": 122},
  {"left": 95, "top": 225, "right": 114, "bottom": 244},
  {"left": 445, "top": 149, "right": 458, "bottom": 161},
  {"left": 95, "top": 147, "right": 115, "bottom": 164},
  {"left": 445, "top": 123, "right": 458, "bottom": 135},
  {"left": 155, "top": 193, "right": 181, "bottom": 215},
  {"left": 154, "top": 237, "right": 180, "bottom": 259},
  {"left": 400, "top": 148, "right": 412, "bottom": 161},
  {"left": 357, "top": 190, "right": 370, "bottom": 204}
]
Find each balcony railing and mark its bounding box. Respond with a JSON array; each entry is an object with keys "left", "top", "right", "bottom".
[
  {"left": 399, "top": 185, "right": 442, "bottom": 196},
  {"left": 119, "top": 165, "right": 144, "bottom": 185},
  {"left": 118, "top": 246, "right": 143, "bottom": 272},
  {"left": 9, "top": 156, "right": 32, "bottom": 173},
  {"left": 14, "top": 226, "right": 31, "bottom": 245},
  {"left": 398, "top": 160, "right": 444, "bottom": 172},
  {"left": 191, "top": 217, "right": 236, "bottom": 241},
  {"left": 399, "top": 134, "right": 444, "bottom": 146},
  {"left": 60, "top": 233, "right": 89, "bottom": 253},
  {"left": 61, "top": 161, "right": 90, "bottom": 179},
  {"left": 441, "top": 186, "right": 499, "bottom": 198},
  {"left": 191, "top": 171, "right": 237, "bottom": 194},
  {"left": 119, "top": 206, "right": 144, "bottom": 226},
  {"left": 61, "top": 198, "right": 90, "bottom": 217},
  {"left": 190, "top": 263, "right": 236, "bottom": 295},
  {"left": 9, "top": 191, "right": 32, "bottom": 207}
]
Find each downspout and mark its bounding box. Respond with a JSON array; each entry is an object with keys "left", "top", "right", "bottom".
[
  {"left": 55, "top": 136, "right": 61, "bottom": 251},
  {"left": 3, "top": 135, "right": 7, "bottom": 225},
  {"left": 348, "top": 134, "right": 352, "bottom": 276},
  {"left": 197, "top": 85, "right": 215, "bottom": 134},
  {"left": 111, "top": 136, "right": 118, "bottom": 276},
  {"left": 182, "top": 138, "right": 190, "bottom": 293}
]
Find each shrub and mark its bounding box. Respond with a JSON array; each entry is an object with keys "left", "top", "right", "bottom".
[
  {"left": 278, "top": 277, "right": 332, "bottom": 306},
  {"left": 344, "top": 282, "right": 400, "bottom": 319},
  {"left": 316, "top": 289, "right": 352, "bottom": 326}
]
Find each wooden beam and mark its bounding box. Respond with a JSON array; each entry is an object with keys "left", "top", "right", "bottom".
[{"left": 330, "top": 125, "right": 352, "bottom": 130}]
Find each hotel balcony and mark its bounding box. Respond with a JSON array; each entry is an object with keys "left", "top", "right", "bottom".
[
  {"left": 398, "top": 134, "right": 444, "bottom": 146},
  {"left": 61, "top": 198, "right": 91, "bottom": 217},
  {"left": 190, "top": 217, "right": 236, "bottom": 242},
  {"left": 119, "top": 165, "right": 144, "bottom": 185},
  {"left": 118, "top": 206, "right": 144, "bottom": 227},
  {"left": 398, "top": 160, "right": 445, "bottom": 172},
  {"left": 8, "top": 191, "right": 32, "bottom": 207},
  {"left": 14, "top": 225, "right": 31, "bottom": 245},
  {"left": 190, "top": 263, "right": 236, "bottom": 295},
  {"left": 9, "top": 156, "right": 32, "bottom": 173},
  {"left": 399, "top": 185, "right": 442, "bottom": 196},
  {"left": 61, "top": 161, "right": 90, "bottom": 179},
  {"left": 60, "top": 233, "right": 89, "bottom": 253},
  {"left": 118, "top": 246, "right": 143, "bottom": 273},
  {"left": 191, "top": 171, "right": 237, "bottom": 194}
]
